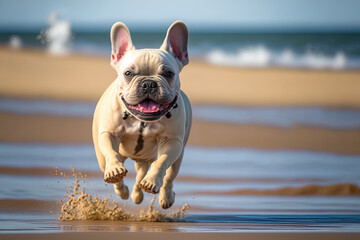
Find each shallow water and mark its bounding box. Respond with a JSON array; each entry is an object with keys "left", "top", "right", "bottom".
[
  {"left": 0, "top": 143, "right": 360, "bottom": 232},
  {"left": 1, "top": 214, "right": 360, "bottom": 233},
  {"left": 1, "top": 97, "right": 360, "bottom": 129}
]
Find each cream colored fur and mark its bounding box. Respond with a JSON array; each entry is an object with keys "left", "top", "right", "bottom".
[{"left": 92, "top": 21, "right": 192, "bottom": 209}]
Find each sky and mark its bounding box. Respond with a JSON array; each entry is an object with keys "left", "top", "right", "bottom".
[{"left": 0, "top": 0, "right": 359, "bottom": 32}]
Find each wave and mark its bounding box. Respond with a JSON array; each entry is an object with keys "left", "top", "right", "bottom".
[
  {"left": 37, "top": 12, "right": 72, "bottom": 56},
  {"left": 197, "top": 183, "right": 360, "bottom": 196},
  {"left": 206, "top": 46, "right": 356, "bottom": 69}
]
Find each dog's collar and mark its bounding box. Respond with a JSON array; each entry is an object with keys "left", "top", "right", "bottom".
[{"left": 121, "top": 95, "right": 178, "bottom": 122}]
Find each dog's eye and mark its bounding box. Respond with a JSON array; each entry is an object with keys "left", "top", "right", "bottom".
[
  {"left": 162, "top": 71, "right": 174, "bottom": 79},
  {"left": 124, "top": 71, "right": 132, "bottom": 77}
]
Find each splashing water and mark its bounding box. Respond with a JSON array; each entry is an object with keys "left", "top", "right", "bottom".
[
  {"left": 9, "top": 35, "right": 22, "bottom": 50},
  {"left": 58, "top": 169, "right": 189, "bottom": 222},
  {"left": 37, "top": 12, "right": 72, "bottom": 55}
]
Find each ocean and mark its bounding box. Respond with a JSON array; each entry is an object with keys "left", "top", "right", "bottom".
[{"left": 1, "top": 32, "right": 360, "bottom": 69}]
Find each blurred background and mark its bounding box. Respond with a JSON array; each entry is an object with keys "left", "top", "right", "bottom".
[{"left": 0, "top": 0, "right": 360, "bottom": 232}]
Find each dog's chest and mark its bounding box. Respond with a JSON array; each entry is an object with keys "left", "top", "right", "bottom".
[{"left": 118, "top": 118, "right": 164, "bottom": 160}]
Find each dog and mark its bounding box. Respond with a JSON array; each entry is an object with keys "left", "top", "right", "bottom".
[{"left": 92, "top": 21, "right": 192, "bottom": 209}]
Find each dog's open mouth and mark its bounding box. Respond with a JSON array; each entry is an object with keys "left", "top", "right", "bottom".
[{"left": 122, "top": 96, "right": 177, "bottom": 121}]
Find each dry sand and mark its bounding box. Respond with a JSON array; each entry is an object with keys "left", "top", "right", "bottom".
[{"left": 1, "top": 46, "right": 360, "bottom": 107}]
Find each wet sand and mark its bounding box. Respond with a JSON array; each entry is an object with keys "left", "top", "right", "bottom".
[
  {"left": 0, "top": 111, "right": 359, "bottom": 154},
  {"left": 2, "top": 232, "right": 360, "bottom": 240},
  {"left": 197, "top": 183, "right": 360, "bottom": 196},
  {"left": 1, "top": 46, "right": 360, "bottom": 107}
]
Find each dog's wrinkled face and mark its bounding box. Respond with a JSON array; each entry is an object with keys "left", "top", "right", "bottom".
[
  {"left": 118, "top": 50, "right": 180, "bottom": 121},
  {"left": 110, "top": 21, "right": 189, "bottom": 122}
]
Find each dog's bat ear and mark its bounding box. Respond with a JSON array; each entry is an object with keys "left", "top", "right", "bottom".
[
  {"left": 110, "top": 22, "right": 135, "bottom": 68},
  {"left": 161, "top": 21, "right": 189, "bottom": 68}
]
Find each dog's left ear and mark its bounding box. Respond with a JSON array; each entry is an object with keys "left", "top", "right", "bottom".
[
  {"left": 110, "top": 22, "right": 135, "bottom": 69},
  {"left": 161, "top": 21, "right": 189, "bottom": 68}
]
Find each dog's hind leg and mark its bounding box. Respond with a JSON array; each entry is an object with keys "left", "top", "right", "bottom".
[
  {"left": 158, "top": 150, "right": 183, "bottom": 209},
  {"left": 113, "top": 179, "right": 129, "bottom": 200},
  {"left": 131, "top": 160, "right": 151, "bottom": 204}
]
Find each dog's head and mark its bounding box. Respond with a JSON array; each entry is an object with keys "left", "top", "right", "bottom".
[{"left": 110, "top": 21, "right": 189, "bottom": 122}]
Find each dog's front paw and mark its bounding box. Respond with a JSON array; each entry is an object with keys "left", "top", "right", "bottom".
[
  {"left": 104, "top": 161, "right": 128, "bottom": 183},
  {"left": 139, "top": 170, "right": 163, "bottom": 194}
]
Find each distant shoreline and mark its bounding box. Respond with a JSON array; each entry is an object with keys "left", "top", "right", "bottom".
[
  {"left": 1, "top": 30, "right": 360, "bottom": 69},
  {"left": 1, "top": 46, "right": 360, "bottom": 107},
  {"left": 1, "top": 46, "right": 360, "bottom": 154}
]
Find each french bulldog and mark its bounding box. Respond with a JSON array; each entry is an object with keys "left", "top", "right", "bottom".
[{"left": 92, "top": 21, "right": 192, "bottom": 209}]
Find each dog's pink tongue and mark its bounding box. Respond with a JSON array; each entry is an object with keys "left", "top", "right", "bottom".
[{"left": 138, "top": 100, "right": 161, "bottom": 113}]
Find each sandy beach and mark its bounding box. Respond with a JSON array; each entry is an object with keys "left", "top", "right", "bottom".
[
  {"left": 1, "top": 46, "right": 360, "bottom": 238},
  {"left": 1, "top": 46, "right": 360, "bottom": 107},
  {"left": 1, "top": 46, "right": 360, "bottom": 154}
]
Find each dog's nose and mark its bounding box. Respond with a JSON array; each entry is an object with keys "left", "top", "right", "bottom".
[{"left": 141, "top": 80, "right": 157, "bottom": 94}]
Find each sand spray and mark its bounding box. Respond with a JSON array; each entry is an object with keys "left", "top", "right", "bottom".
[{"left": 55, "top": 167, "right": 189, "bottom": 221}]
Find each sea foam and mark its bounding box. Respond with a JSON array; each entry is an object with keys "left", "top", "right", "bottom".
[
  {"left": 38, "top": 12, "right": 72, "bottom": 55},
  {"left": 9, "top": 35, "right": 22, "bottom": 49},
  {"left": 206, "top": 45, "right": 347, "bottom": 69}
]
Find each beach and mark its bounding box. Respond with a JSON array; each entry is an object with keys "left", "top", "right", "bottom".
[
  {"left": 1, "top": 46, "right": 360, "bottom": 107},
  {"left": 1, "top": 46, "right": 360, "bottom": 238},
  {"left": 1, "top": 47, "right": 360, "bottom": 153}
]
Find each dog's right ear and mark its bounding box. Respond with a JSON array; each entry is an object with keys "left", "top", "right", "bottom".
[{"left": 110, "top": 22, "right": 135, "bottom": 69}]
